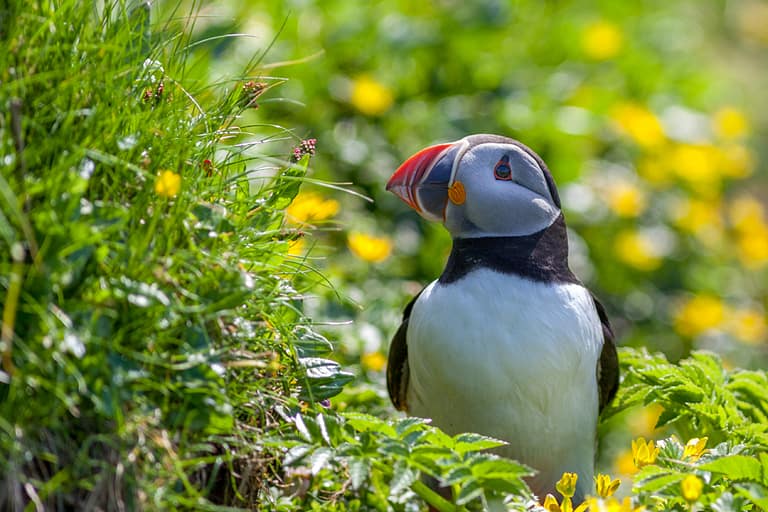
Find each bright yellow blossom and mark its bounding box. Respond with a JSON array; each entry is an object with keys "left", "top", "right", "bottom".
[
  {"left": 682, "top": 437, "right": 708, "bottom": 461},
  {"left": 556, "top": 472, "right": 578, "bottom": 498},
  {"left": 582, "top": 21, "right": 624, "bottom": 60},
  {"left": 288, "top": 238, "right": 306, "bottom": 256},
  {"left": 361, "top": 351, "right": 387, "bottom": 372},
  {"left": 349, "top": 75, "right": 394, "bottom": 116},
  {"left": 154, "top": 170, "right": 181, "bottom": 198},
  {"left": 542, "top": 493, "right": 565, "bottom": 512},
  {"left": 668, "top": 144, "right": 722, "bottom": 196},
  {"left": 713, "top": 107, "right": 750, "bottom": 139},
  {"left": 595, "top": 474, "right": 621, "bottom": 498},
  {"left": 727, "top": 308, "right": 767, "bottom": 345},
  {"left": 347, "top": 232, "right": 392, "bottom": 263},
  {"left": 636, "top": 157, "right": 672, "bottom": 187},
  {"left": 614, "top": 230, "right": 663, "bottom": 271},
  {"left": 730, "top": 198, "right": 768, "bottom": 268},
  {"left": 673, "top": 295, "right": 725, "bottom": 338},
  {"left": 737, "top": 230, "right": 768, "bottom": 268},
  {"left": 611, "top": 103, "right": 665, "bottom": 148},
  {"left": 681, "top": 474, "right": 703, "bottom": 502},
  {"left": 286, "top": 192, "right": 340, "bottom": 225},
  {"left": 627, "top": 404, "right": 663, "bottom": 437},
  {"left": 614, "top": 448, "right": 638, "bottom": 476},
  {"left": 580, "top": 497, "right": 645, "bottom": 512},
  {"left": 719, "top": 144, "right": 754, "bottom": 178},
  {"left": 673, "top": 198, "right": 722, "bottom": 238},
  {"left": 631, "top": 437, "right": 659, "bottom": 469},
  {"left": 729, "top": 195, "right": 765, "bottom": 230},
  {"left": 606, "top": 181, "right": 646, "bottom": 218}
]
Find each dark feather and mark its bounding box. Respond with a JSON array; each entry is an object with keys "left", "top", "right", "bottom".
[
  {"left": 387, "top": 291, "right": 422, "bottom": 411},
  {"left": 592, "top": 294, "right": 619, "bottom": 413}
]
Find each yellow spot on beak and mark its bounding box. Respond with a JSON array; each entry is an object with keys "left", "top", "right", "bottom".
[{"left": 448, "top": 180, "right": 466, "bottom": 205}]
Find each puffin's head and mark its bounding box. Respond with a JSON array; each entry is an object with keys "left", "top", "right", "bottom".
[{"left": 387, "top": 134, "right": 562, "bottom": 238}]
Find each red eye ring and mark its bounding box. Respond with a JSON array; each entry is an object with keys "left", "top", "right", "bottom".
[{"left": 494, "top": 155, "right": 512, "bottom": 180}]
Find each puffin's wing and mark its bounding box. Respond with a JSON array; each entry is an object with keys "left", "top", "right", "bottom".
[
  {"left": 387, "top": 291, "right": 422, "bottom": 412},
  {"left": 592, "top": 293, "right": 619, "bottom": 413}
]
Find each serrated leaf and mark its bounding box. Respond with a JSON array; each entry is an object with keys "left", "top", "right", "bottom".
[
  {"left": 294, "top": 413, "right": 312, "bottom": 442},
  {"left": 284, "top": 445, "right": 311, "bottom": 466},
  {"left": 634, "top": 470, "right": 685, "bottom": 493},
  {"left": 395, "top": 417, "right": 429, "bottom": 437},
  {"left": 310, "top": 447, "right": 333, "bottom": 475},
  {"left": 469, "top": 456, "right": 532, "bottom": 479},
  {"left": 700, "top": 455, "right": 763, "bottom": 483},
  {"left": 453, "top": 432, "right": 507, "bottom": 455},
  {"left": 455, "top": 478, "right": 483, "bottom": 505},
  {"left": 316, "top": 412, "right": 330, "bottom": 445},
  {"left": 294, "top": 327, "right": 333, "bottom": 357},
  {"left": 298, "top": 357, "right": 355, "bottom": 401},
  {"left": 343, "top": 412, "right": 395, "bottom": 437},
  {"left": 348, "top": 457, "right": 371, "bottom": 491},
  {"left": 389, "top": 460, "right": 419, "bottom": 497},
  {"left": 443, "top": 465, "right": 473, "bottom": 485}
]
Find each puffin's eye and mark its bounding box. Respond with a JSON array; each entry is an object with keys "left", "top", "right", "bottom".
[{"left": 494, "top": 155, "right": 512, "bottom": 181}]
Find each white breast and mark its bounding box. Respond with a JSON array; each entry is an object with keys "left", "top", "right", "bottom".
[{"left": 406, "top": 268, "right": 603, "bottom": 499}]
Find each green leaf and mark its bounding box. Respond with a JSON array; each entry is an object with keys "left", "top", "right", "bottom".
[
  {"left": 452, "top": 432, "right": 507, "bottom": 455},
  {"left": 389, "top": 460, "right": 419, "bottom": 497},
  {"left": 298, "top": 357, "right": 355, "bottom": 401},
  {"left": 700, "top": 455, "right": 763, "bottom": 483},
  {"left": 310, "top": 447, "right": 333, "bottom": 475},
  {"left": 285, "top": 445, "right": 312, "bottom": 466},
  {"left": 455, "top": 478, "right": 483, "bottom": 505},
  {"left": 348, "top": 457, "right": 371, "bottom": 491}
]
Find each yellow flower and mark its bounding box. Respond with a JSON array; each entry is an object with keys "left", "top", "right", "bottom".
[
  {"left": 288, "top": 238, "right": 305, "bottom": 256},
  {"left": 727, "top": 308, "right": 767, "bottom": 345},
  {"left": 556, "top": 472, "right": 578, "bottom": 498},
  {"left": 582, "top": 21, "right": 624, "bottom": 60},
  {"left": 668, "top": 144, "right": 722, "bottom": 196},
  {"left": 719, "top": 144, "right": 754, "bottom": 179},
  {"left": 729, "top": 196, "right": 765, "bottom": 231},
  {"left": 361, "top": 351, "right": 387, "bottom": 372},
  {"left": 349, "top": 75, "right": 394, "bottom": 116},
  {"left": 737, "top": 229, "right": 768, "bottom": 268},
  {"left": 682, "top": 437, "right": 708, "bottom": 461},
  {"left": 347, "top": 232, "right": 392, "bottom": 263},
  {"left": 581, "top": 497, "right": 645, "bottom": 512},
  {"left": 595, "top": 474, "right": 621, "bottom": 498},
  {"left": 712, "top": 107, "right": 750, "bottom": 139},
  {"left": 614, "top": 230, "right": 663, "bottom": 271},
  {"left": 286, "top": 192, "right": 340, "bottom": 225},
  {"left": 631, "top": 437, "right": 659, "bottom": 469},
  {"left": 681, "top": 474, "right": 703, "bottom": 502},
  {"left": 672, "top": 198, "right": 722, "bottom": 237},
  {"left": 606, "top": 181, "right": 646, "bottom": 218},
  {"left": 543, "top": 494, "right": 564, "bottom": 512},
  {"left": 673, "top": 295, "right": 726, "bottom": 338},
  {"left": 614, "top": 448, "right": 638, "bottom": 476},
  {"left": 611, "top": 103, "right": 665, "bottom": 148},
  {"left": 728, "top": 199, "right": 768, "bottom": 266},
  {"left": 627, "top": 404, "right": 663, "bottom": 438},
  {"left": 636, "top": 157, "right": 672, "bottom": 187},
  {"left": 154, "top": 170, "right": 181, "bottom": 198}
]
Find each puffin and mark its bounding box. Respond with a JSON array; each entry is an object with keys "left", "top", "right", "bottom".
[{"left": 385, "top": 134, "right": 619, "bottom": 503}]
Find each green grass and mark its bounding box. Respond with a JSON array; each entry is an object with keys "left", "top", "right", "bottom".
[{"left": 0, "top": 1, "right": 337, "bottom": 509}]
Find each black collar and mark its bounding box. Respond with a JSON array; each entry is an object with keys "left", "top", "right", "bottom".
[{"left": 438, "top": 214, "right": 580, "bottom": 285}]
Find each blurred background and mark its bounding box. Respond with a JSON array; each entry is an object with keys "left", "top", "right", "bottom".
[{"left": 159, "top": 0, "right": 767, "bottom": 482}]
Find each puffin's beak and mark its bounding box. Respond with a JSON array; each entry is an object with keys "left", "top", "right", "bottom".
[{"left": 386, "top": 142, "right": 460, "bottom": 222}]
